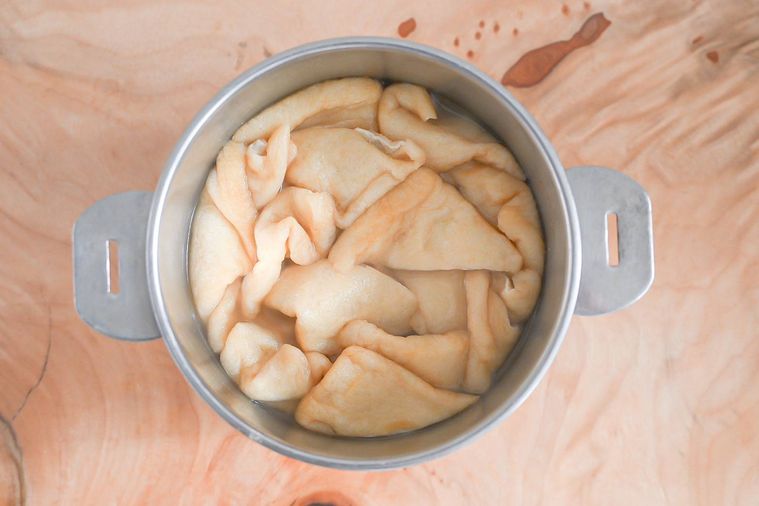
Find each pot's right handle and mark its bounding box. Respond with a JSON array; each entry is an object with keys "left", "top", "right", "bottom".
[{"left": 567, "top": 166, "right": 654, "bottom": 316}]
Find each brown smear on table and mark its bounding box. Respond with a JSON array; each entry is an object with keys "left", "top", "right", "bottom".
[
  {"left": 292, "top": 491, "right": 357, "bottom": 506},
  {"left": 398, "top": 18, "right": 417, "bottom": 38},
  {"left": 501, "top": 12, "right": 611, "bottom": 87},
  {"left": 706, "top": 50, "right": 719, "bottom": 63}
]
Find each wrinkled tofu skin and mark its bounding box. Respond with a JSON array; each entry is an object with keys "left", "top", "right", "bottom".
[
  {"left": 189, "top": 78, "right": 546, "bottom": 436},
  {"left": 462, "top": 271, "right": 520, "bottom": 394},
  {"left": 450, "top": 162, "right": 544, "bottom": 322},
  {"left": 207, "top": 144, "right": 257, "bottom": 259},
  {"left": 391, "top": 270, "right": 468, "bottom": 335},
  {"left": 233, "top": 78, "right": 382, "bottom": 144},
  {"left": 295, "top": 346, "right": 477, "bottom": 437},
  {"left": 220, "top": 322, "right": 280, "bottom": 381},
  {"left": 221, "top": 322, "right": 330, "bottom": 402},
  {"left": 245, "top": 124, "right": 297, "bottom": 210},
  {"left": 287, "top": 127, "right": 425, "bottom": 227},
  {"left": 338, "top": 320, "right": 468, "bottom": 390},
  {"left": 207, "top": 278, "right": 243, "bottom": 353},
  {"left": 265, "top": 260, "right": 417, "bottom": 354},
  {"left": 298, "top": 102, "right": 379, "bottom": 131},
  {"left": 240, "top": 187, "right": 337, "bottom": 318},
  {"left": 209, "top": 280, "right": 298, "bottom": 353},
  {"left": 239, "top": 344, "right": 311, "bottom": 402},
  {"left": 329, "top": 168, "right": 523, "bottom": 273},
  {"left": 378, "top": 83, "right": 523, "bottom": 178},
  {"left": 189, "top": 190, "right": 253, "bottom": 322}
]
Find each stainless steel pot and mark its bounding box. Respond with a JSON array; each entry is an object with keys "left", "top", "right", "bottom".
[{"left": 72, "top": 38, "right": 654, "bottom": 470}]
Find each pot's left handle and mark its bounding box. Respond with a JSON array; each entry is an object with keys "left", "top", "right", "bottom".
[{"left": 73, "top": 191, "right": 161, "bottom": 341}]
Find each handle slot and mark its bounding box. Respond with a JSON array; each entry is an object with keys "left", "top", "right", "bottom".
[
  {"left": 606, "top": 212, "right": 619, "bottom": 267},
  {"left": 106, "top": 239, "right": 121, "bottom": 294}
]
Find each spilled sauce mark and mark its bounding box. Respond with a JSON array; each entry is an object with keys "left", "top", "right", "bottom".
[
  {"left": 494, "top": 21, "right": 501, "bottom": 33},
  {"left": 562, "top": 4, "right": 570, "bottom": 15},
  {"left": 479, "top": 20, "right": 486, "bottom": 28},
  {"left": 513, "top": 27, "right": 519, "bottom": 36},
  {"left": 706, "top": 50, "right": 719, "bottom": 63},
  {"left": 454, "top": 36, "right": 460, "bottom": 47},
  {"left": 475, "top": 31, "right": 482, "bottom": 40},
  {"left": 398, "top": 18, "right": 417, "bottom": 38},
  {"left": 692, "top": 35, "right": 704, "bottom": 45},
  {"left": 466, "top": 50, "right": 475, "bottom": 59},
  {"left": 501, "top": 12, "right": 611, "bottom": 87},
  {"left": 584, "top": 1, "right": 591, "bottom": 10},
  {"left": 262, "top": 45, "right": 272, "bottom": 57}
]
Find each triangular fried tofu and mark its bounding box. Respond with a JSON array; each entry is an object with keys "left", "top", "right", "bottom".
[
  {"left": 207, "top": 143, "right": 257, "bottom": 259},
  {"left": 240, "top": 344, "right": 311, "bottom": 401},
  {"left": 287, "top": 127, "right": 425, "bottom": 227},
  {"left": 207, "top": 277, "right": 243, "bottom": 353},
  {"left": 329, "top": 168, "right": 522, "bottom": 273},
  {"left": 240, "top": 187, "right": 337, "bottom": 318},
  {"left": 189, "top": 191, "right": 253, "bottom": 322},
  {"left": 233, "top": 78, "right": 382, "bottom": 144},
  {"left": 206, "top": 280, "right": 297, "bottom": 353},
  {"left": 295, "top": 346, "right": 477, "bottom": 437},
  {"left": 244, "top": 124, "right": 297, "bottom": 209},
  {"left": 337, "top": 320, "right": 468, "bottom": 389},
  {"left": 390, "top": 270, "right": 468, "bottom": 335},
  {"left": 221, "top": 323, "right": 328, "bottom": 402},
  {"left": 265, "top": 260, "right": 417, "bottom": 354},
  {"left": 450, "top": 162, "right": 544, "bottom": 322},
  {"left": 462, "top": 271, "right": 520, "bottom": 394},
  {"left": 219, "top": 322, "right": 280, "bottom": 381},
  {"left": 378, "top": 83, "right": 523, "bottom": 178}
]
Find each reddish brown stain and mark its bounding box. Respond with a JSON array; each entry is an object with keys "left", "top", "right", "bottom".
[
  {"left": 494, "top": 21, "right": 501, "bottom": 33},
  {"left": 692, "top": 35, "right": 704, "bottom": 45},
  {"left": 513, "top": 27, "right": 519, "bottom": 36},
  {"left": 584, "top": 1, "right": 591, "bottom": 10},
  {"left": 562, "top": 4, "right": 570, "bottom": 15},
  {"left": 466, "top": 50, "right": 475, "bottom": 59},
  {"left": 501, "top": 12, "right": 611, "bottom": 87},
  {"left": 706, "top": 50, "right": 719, "bottom": 63},
  {"left": 292, "top": 491, "right": 356, "bottom": 506},
  {"left": 475, "top": 31, "right": 482, "bottom": 40},
  {"left": 479, "top": 20, "right": 486, "bottom": 28},
  {"left": 453, "top": 37, "right": 460, "bottom": 47},
  {"left": 397, "top": 18, "right": 417, "bottom": 38}
]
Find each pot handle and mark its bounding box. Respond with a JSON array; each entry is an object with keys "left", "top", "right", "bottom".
[
  {"left": 72, "top": 191, "right": 161, "bottom": 340},
  {"left": 567, "top": 166, "right": 654, "bottom": 316}
]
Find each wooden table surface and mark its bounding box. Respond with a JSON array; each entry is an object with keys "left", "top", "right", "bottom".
[{"left": 1, "top": 1, "right": 757, "bottom": 504}]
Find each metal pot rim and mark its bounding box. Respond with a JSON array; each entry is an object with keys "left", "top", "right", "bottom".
[{"left": 145, "top": 37, "right": 582, "bottom": 470}]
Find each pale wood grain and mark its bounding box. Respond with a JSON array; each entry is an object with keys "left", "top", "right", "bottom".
[{"left": 1, "top": 0, "right": 757, "bottom": 504}]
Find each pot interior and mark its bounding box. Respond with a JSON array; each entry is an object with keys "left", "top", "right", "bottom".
[{"left": 149, "top": 38, "right": 578, "bottom": 469}]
